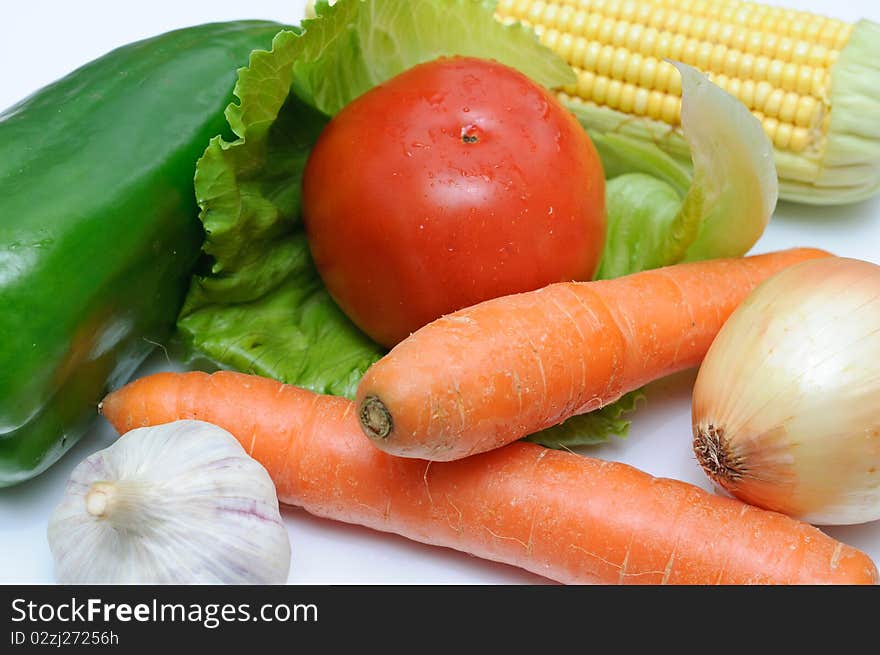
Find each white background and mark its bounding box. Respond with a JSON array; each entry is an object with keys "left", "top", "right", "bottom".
[{"left": 1, "top": 0, "right": 879, "bottom": 584}]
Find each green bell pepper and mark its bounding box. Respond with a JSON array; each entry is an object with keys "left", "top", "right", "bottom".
[{"left": 0, "top": 20, "right": 284, "bottom": 486}]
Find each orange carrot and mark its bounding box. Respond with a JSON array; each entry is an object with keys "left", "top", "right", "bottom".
[
  {"left": 355, "top": 247, "right": 831, "bottom": 461},
  {"left": 100, "top": 370, "right": 877, "bottom": 585}
]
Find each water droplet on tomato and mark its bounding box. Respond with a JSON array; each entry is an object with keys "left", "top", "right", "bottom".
[{"left": 539, "top": 99, "right": 550, "bottom": 118}]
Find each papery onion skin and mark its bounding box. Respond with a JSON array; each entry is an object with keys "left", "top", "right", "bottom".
[{"left": 692, "top": 257, "right": 880, "bottom": 526}]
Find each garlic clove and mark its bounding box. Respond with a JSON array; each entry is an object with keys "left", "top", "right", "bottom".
[
  {"left": 692, "top": 257, "right": 880, "bottom": 525},
  {"left": 48, "top": 420, "right": 291, "bottom": 584}
]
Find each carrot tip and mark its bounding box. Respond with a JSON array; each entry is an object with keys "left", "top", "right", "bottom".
[{"left": 359, "top": 395, "right": 393, "bottom": 441}]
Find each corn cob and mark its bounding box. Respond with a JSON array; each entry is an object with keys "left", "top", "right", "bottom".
[{"left": 496, "top": 0, "right": 880, "bottom": 204}]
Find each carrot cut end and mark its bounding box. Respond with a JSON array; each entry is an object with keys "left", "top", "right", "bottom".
[{"left": 359, "top": 395, "right": 393, "bottom": 440}]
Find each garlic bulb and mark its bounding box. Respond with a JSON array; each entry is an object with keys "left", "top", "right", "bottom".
[
  {"left": 692, "top": 256, "right": 880, "bottom": 525},
  {"left": 48, "top": 420, "right": 291, "bottom": 584}
]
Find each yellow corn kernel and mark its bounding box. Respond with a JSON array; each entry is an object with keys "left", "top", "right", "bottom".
[
  {"left": 617, "top": 83, "right": 636, "bottom": 113},
  {"left": 762, "top": 88, "right": 785, "bottom": 118},
  {"left": 753, "top": 80, "right": 774, "bottom": 109},
  {"left": 611, "top": 19, "right": 630, "bottom": 46},
  {"left": 606, "top": 78, "right": 624, "bottom": 109},
  {"left": 774, "top": 121, "right": 794, "bottom": 150},
  {"left": 777, "top": 92, "right": 799, "bottom": 125},
  {"left": 647, "top": 89, "right": 665, "bottom": 117},
  {"left": 739, "top": 79, "right": 756, "bottom": 108},
  {"left": 623, "top": 22, "right": 644, "bottom": 50},
  {"left": 632, "top": 86, "right": 651, "bottom": 116},
  {"left": 661, "top": 95, "right": 681, "bottom": 123},
  {"left": 724, "top": 76, "right": 742, "bottom": 100},
  {"left": 722, "top": 49, "right": 740, "bottom": 77},
  {"left": 557, "top": 31, "right": 575, "bottom": 60},
  {"left": 623, "top": 51, "right": 643, "bottom": 84},
  {"left": 571, "top": 34, "right": 588, "bottom": 64},
  {"left": 658, "top": 60, "right": 680, "bottom": 94},
  {"left": 597, "top": 44, "right": 615, "bottom": 76},
  {"left": 611, "top": 47, "right": 630, "bottom": 79},
  {"left": 694, "top": 41, "right": 712, "bottom": 70},
  {"left": 588, "top": 40, "right": 606, "bottom": 70},
  {"left": 593, "top": 74, "right": 609, "bottom": 105},
  {"left": 794, "top": 95, "right": 819, "bottom": 128},
  {"left": 788, "top": 126, "right": 810, "bottom": 153}
]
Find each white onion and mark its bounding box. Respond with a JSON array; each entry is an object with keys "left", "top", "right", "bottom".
[{"left": 692, "top": 256, "right": 880, "bottom": 525}]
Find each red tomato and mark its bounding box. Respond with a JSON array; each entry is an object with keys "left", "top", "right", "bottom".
[{"left": 302, "top": 56, "right": 605, "bottom": 347}]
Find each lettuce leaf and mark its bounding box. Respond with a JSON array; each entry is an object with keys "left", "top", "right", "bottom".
[
  {"left": 525, "top": 391, "right": 645, "bottom": 450},
  {"left": 675, "top": 62, "right": 778, "bottom": 261},
  {"left": 298, "top": 0, "right": 574, "bottom": 115},
  {"left": 588, "top": 62, "right": 778, "bottom": 279},
  {"left": 597, "top": 172, "right": 693, "bottom": 280}
]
